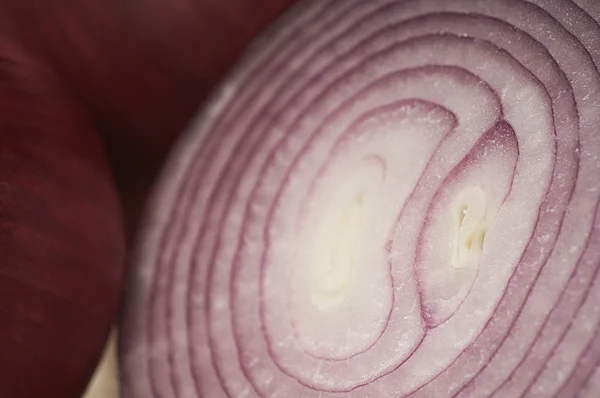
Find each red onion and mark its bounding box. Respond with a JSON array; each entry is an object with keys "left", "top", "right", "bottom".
[
  {"left": 0, "top": 39, "right": 124, "bottom": 398},
  {"left": 0, "top": 0, "right": 297, "bottom": 240},
  {"left": 121, "top": 0, "right": 600, "bottom": 396}
]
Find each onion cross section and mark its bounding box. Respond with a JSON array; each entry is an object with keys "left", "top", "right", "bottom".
[{"left": 121, "top": 1, "right": 600, "bottom": 397}]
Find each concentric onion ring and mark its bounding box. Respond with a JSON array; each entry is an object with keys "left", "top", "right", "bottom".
[{"left": 121, "top": 0, "right": 600, "bottom": 397}]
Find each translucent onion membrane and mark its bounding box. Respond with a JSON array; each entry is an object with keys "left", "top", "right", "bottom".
[{"left": 120, "top": 0, "right": 600, "bottom": 397}]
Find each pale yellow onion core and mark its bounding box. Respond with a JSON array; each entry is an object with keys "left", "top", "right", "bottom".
[
  {"left": 309, "top": 193, "right": 367, "bottom": 311},
  {"left": 451, "top": 186, "right": 488, "bottom": 269}
]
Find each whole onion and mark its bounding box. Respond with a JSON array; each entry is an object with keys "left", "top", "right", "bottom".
[
  {"left": 0, "top": 0, "right": 297, "bottom": 240},
  {"left": 0, "top": 39, "right": 124, "bottom": 398},
  {"left": 121, "top": 0, "right": 600, "bottom": 397}
]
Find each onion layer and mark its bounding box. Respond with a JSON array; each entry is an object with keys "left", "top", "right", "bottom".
[{"left": 121, "top": 0, "right": 600, "bottom": 397}]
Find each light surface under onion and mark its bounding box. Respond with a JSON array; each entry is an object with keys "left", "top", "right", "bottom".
[{"left": 121, "top": 0, "right": 600, "bottom": 397}]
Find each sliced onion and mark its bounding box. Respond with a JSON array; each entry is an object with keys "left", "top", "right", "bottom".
[{"left": 121, "top": 0, "right": 600, "bottom": 397}]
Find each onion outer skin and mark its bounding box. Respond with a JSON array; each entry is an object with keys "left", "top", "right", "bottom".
[
  {"left": 0, "top": 0, "right": 299, "bottom": 242},
  {"left": 0, "top": 39, "right": 125, "bottom": 398},
  {"left": 121, "top": 0, "right": 600, "bottom": 397}
]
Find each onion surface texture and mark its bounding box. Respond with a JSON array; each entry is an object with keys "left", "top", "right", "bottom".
[
  {"left": 121, "top": 0, "right": 600, "bottom": 397},
  {"left": 0, "top": 39, "right": 124, "bottom": 398}
]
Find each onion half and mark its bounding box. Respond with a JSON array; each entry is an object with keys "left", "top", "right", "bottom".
[{"left": 121, "top": 0, "right": 600, "bottom": 397}]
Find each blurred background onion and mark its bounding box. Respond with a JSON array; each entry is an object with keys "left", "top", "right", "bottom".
[
  {"left": 0, "top": 37, "right": 124, "bottom": 398},
  {"left": 0, "top": 1, "right": 297, "bottom": 397},
  {"left": 1, "top": 0, "right": 298, "bottom": 243}
]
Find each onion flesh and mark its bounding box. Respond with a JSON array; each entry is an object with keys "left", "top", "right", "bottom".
[{"left": 121, "top": 0, "right": 600, "bottom": 397}]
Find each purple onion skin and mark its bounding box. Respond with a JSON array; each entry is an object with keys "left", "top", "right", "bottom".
[
  {"left": 0, "top": 40, "right": 125, "bottom": 398},
  {"left": 121, "top": 0, "right": 600, "bottom": 397},
  {"left": 0, "top": 0, "right": 299, "bottom": 243}
]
